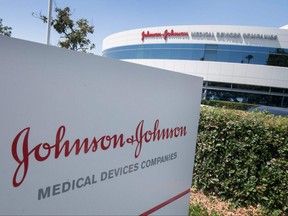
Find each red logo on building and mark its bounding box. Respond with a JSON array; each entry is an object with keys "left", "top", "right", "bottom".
[{"left": 141, "top": 29, "right": 189, "bottom": 41}]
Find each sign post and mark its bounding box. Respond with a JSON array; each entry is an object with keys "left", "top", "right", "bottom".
[{"left": 0, "top": 36, "right": 202, "bottom": 215}]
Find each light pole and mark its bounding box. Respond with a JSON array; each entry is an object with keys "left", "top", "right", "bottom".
[{"left": 46, "top": 0, "right": 52, "bottom": 45}]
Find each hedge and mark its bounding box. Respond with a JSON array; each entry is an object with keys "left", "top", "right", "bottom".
[
  {"left": 192, "top": 106, "right": 288, "bottom": 215},
  {"left": 201, "top": 99, "right": 255, "bottom": 111}
]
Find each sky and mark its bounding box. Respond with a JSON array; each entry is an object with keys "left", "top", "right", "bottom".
[{"left": 0, "top": 0, "right": 287, "bottom": 55}]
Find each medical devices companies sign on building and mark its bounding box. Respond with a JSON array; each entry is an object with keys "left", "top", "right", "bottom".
[
  {"left": 0, "top": 36, "right": 202, "bottom": 215},
  {"left": 102, "top": 25, "right": 288, "bottom": 107}
]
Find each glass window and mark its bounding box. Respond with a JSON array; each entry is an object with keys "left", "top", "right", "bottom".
[
  {"left": 266, "top": 49, "right": 288, "bottom": 67},
  {"left": 233, "top": 84, "right": 270, "bottom": 92},
  {"left": 204, "top": 50, "right": 217, "bottom": 61},
  {"left": 228, "top": 51, "right": 243, "bottom": 63},
  {"left": 271, "top": 87, "right": 288, "bottom": 93},
  {"left": 102, "top": 44, "right": 288, "bottom": 68},
  {"left": 208, "top": 82, "right": 231, "bottom": 88},
  {"left": 192, "top": 50, "right": 205, "bottom": 61}
]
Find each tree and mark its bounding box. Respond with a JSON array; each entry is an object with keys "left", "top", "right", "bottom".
[
  {"left": 245, "top": 54, "right": 254, "bottom": 64},
  {"left": 34, "top": 6, "right": 95, "bottom": 52},
  {"left": 0, "top": 18, "right": 12, "bottom": 36}
]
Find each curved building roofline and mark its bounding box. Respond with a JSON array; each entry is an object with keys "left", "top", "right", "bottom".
[
  {"left": 103, "top": 25, "right": 288, "bottom": 51},
  {"left": 280, "top": 24, "right": 288, "bottom": 29}
]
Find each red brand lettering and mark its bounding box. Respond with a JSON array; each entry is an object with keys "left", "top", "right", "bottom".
[
  {"left": 11, "top": 120, "right": 187, "bottom": 187},
  {"left": 141, "top": 29, "right": 189, "bottom": 41}
]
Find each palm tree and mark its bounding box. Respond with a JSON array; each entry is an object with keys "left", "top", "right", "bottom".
[{"left": 245, "top": 54, "right": 254, "bottom": 64}]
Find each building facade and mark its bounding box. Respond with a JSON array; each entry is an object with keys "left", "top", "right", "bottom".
[{"left": 102, "top": 25, "right": 288, "bottom": 107}]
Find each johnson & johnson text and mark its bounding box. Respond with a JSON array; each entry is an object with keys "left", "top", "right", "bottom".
[{"left": 11, "top": 119, "right": 187, "bottom": 187}]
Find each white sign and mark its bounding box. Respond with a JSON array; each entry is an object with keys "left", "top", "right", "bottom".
[{"left": 0, "top": 36, "right": 202, "bottom": 215}]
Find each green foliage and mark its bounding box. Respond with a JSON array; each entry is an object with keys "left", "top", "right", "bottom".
[
  {"left": 0, "top": 18, "right": 12, "bottom": 36},
  {"left": 34, "top": 6, "right": 95, "bottom": 52},
  {"left": 201, "top": 99, "right": 255, "bottom": 110},
  {"left": 189, "top": 204, "right": 209, "bottom": 216},
  {"left": 189, "top": 204, "right": 222, "bottom": 216},
  {"left": 193, "top": 106, "right": 288, "bottom": 215}
]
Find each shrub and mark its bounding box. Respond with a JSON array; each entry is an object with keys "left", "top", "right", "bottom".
[
  {"left": 192, "top": 106, "right": 288, "bottom": 215},
  {"left": 189, "top": 204, "right": 222, "bottom": 216}
]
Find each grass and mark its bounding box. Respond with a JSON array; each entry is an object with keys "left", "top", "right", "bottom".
[{"left": 189, "top": 189, "right": 263, "bottom": 216}]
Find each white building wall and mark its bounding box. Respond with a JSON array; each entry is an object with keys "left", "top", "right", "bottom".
[
  {"left": 125, "top": 59, "right": 288, "bottom": 89},
  {"left": 102, "top": 25, "right": 288, "bottom": 90},
  {"left": 103, "top": 25, "right": 288, "bottom": 50}
]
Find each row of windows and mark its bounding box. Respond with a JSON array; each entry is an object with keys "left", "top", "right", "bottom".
[
  {"left": 204, "top": 89, "right": 288, "bottom": 107},
  {"left": 203, "top": 81, "right": 288, "bottom": 107},
  {"left": 103, "top": 44, "right": 288, "bottom": 67},
  {"left": 204, "top": 81, "right": 288, "bottom": 94}
]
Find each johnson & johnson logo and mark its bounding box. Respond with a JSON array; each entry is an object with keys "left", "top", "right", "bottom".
[
  {"left": 11, "top": 119, "right": 187, "bottom": 187},
  {"left": 141, "top": 29, "right": 189, "bottom": 41}
]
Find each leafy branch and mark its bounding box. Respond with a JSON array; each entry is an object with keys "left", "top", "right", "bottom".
[{"left": 33, "top": 6, "right": 95, "bottom": 53}]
